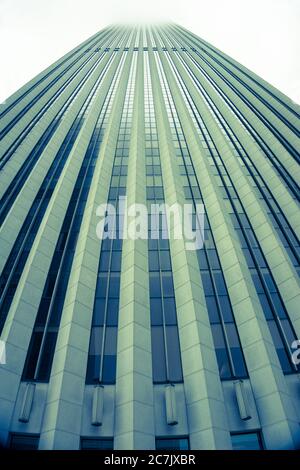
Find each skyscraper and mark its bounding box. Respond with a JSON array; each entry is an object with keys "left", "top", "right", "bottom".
[{"left": 0, "top": 23, "right": 299, "bottom": 451}]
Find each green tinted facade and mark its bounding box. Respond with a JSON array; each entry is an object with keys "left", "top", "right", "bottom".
[{"left": 0, "top": 24, "right": 299, "bottom": 450}]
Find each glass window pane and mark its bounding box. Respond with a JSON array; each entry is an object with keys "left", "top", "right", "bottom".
[
  {"left": 112, "top": 238, "right": 122, "bottom": 251},
  {"left": 253, "top": 248, "right": 267, "bottom": 267},
  {"left": 89, "top": 327, "right": 104, "bottom": 356},
  {"left": 242, "top": 248, "right": 255, "bottom": 268},
  {"left": 231, "top": 347, "right": 247, "bottom": 378},
  {"left": 108, "top": 187, "right": 118, "bottom": 199},
  {"left": 111, "top": 252, "right": 122, "bottom": 272},
  {"left": 258, "top": 294, "right": 273, "bottom": 320},
  {"left": 219, "top": 296, "right": 234, "bottom": 323},
  {"left": 225, "top": 324, "right": 247, "bottom": 378},
  {"left": 149, "top": 251, "right": 159, "bottom": 271},
  {"left": 236, "top": 229, "right": 247, "bottom": 248},
  {"left": 201, "top": 271, "right": 214, "bottom": 295},
  {"left": 166, "top": 326, "right": 183, "bottom": 382},
  {"left": 99, "top": 252, "right": 110, "bottom": 272},
  {"left": 211, "top": 323, "right": 226, "bottom": 348},
  {"left": 96, "top": 273, "right": 108, "bottom": 298},
  {"left": 268, "top": 320, "right": 293, "bottom": 373},
  {"left": 276, "top": 348, "right": 294, "bottom": 374},
  {"left": 270, "top": 292, "right": 287, "bottom": 320},
  {"left": 251, "top": 270, "right": 264, "bottom": 294},
  {"left": 150, "top": 298, "right": 163, "bottom": 325},
  {"left": 211, "top": 324, "right": 231, "bottom": 379},
  {"left": 147, "top": 187, "right": 155, "bottom": 199},
  {"left": 204, "top": 229, "right": 215, "bottom": 248},
  {"left": 149, "top": 272, "right": 161, "bottom": 297},
  {"left": 207, "top": 250, "right": 220, "bottom": 269},
  {"left": 231, "top": 433, "right": 263, "bottom": 450},
  {"left": 10, "top": 434, "right": 40, "bottom": 450},
  {"left": 192, "top": 187, "right": 201, "bottom": 199},
  {"left": 156, "top": 438, "right": 189, "bottom": 450},
  {"left": 183, "top": 186, "right": 192, "bottom": 199},
  {"left": 267, "top": 320, "right": 283, "bottom": 348},
  {"left": 102, "top": 327, "right": 118, "bottom": 383},
  {"left": 35, "top": 299, "right": 50, "bottom": 327},
  {"left": 197, "top": 250, "right": 208, "bottom": 269},
  {"left": 106, "top": 299, "right": 119, "bottom": 326},
  {"left": 262, "top": 270, "right": 277, "bottom": 293},
  {"left": 245, "top": 229, "right": 259, "bottom": 248},
  {"left": 81, "top": 438, "right": 114, "bottom": 450},
  {"left": 281, "top": 319, "right": 296, "bottom": 346},
  {"left": 151, "top": 326, "right": 167, "bottom": 383},
  {"left": 86, "top": 354, "right": 101, "bottom": 384},
  {"left": 102, "top": 355, "right": 116, "bottom": 383},
  {"left": 224, "top": 323, "right": 240, "bottom": 348},
  {"left": 159, "top": 238, "right": 169, "bottom": 250},
  {"left": 22, "top": 332, "right": 43, "bottom": 380},
  {"left": 37, "top": 332, "right": 57, "bottom": 381},
  {"left": 213, "top": 271, "right": 227, "bottom": 296},
  {"left": 148, "top": 238, "right": 158, "bottom": 251},
  {"left": 239, "top": 214, "right": 250, "bottom": 228},
  {"left": 160, "top": 251, "right": 172, "bottom": 271},
  {"left": 104, "top": 327, "right": 118, "bottom": 355},
  {"left": 163, "top": 298, "right": 177, "bottom": 325},
  {"left": 162, "top": 272, "right": 175, "bottom": 298},
  {"left": 93, "top": 298, "right": 106, "bottom": 326},
  {"left": 108, "top": 273, "right": 120, "bottom": 298},
  {"left": 155, "top": 187, "right": 164, "bottom": 199},
  {"left": 205, "top": 296, "right": 219, "bottom": 324}
]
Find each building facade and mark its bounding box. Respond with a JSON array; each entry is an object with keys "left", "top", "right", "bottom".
[{"left": 0, "top": 24, "right": 299, "bottom": 450}]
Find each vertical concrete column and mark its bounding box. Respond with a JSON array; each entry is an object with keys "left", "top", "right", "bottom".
[{"left": 114, "top": 44, "right": 156, "bottom": 451}]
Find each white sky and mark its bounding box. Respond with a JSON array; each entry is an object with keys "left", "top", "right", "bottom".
[{"left": 0, "top": 0, "right": 299, "bottom": 104}]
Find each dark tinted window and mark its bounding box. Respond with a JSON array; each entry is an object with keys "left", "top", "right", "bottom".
[
  {"left": 156, "top": 437, "right": 190, "bottom": 450},
  {"left": 231, "top": 432, "right": 263, "bottom": 450},
  {"left": 9, "top": 433, "right": 39, "bottom": 450},
  {"left": 81, "top": 438, "right": 114, "bottom": 450}
]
